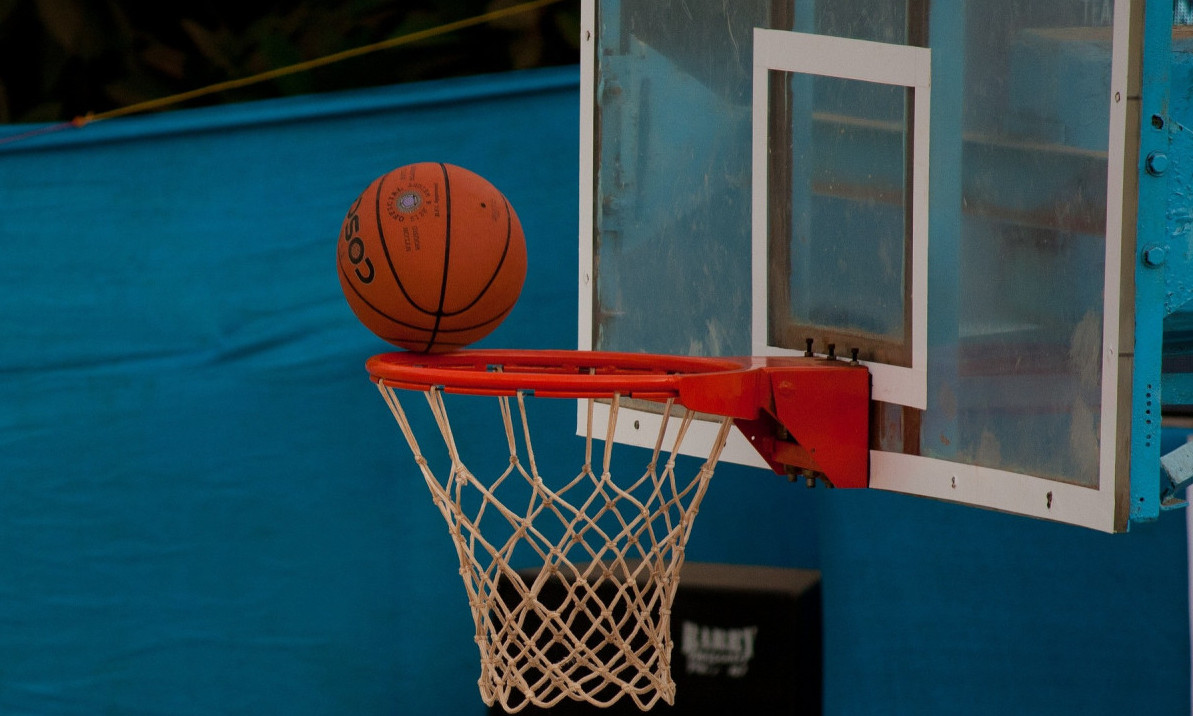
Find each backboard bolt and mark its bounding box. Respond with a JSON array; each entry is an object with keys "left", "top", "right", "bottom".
[
  {"left": 1142, "top": 245, "right": 1168, "bottom": 268},
  {"left": 1146, "top": 151, "right": 1169, "bottom": 176}
]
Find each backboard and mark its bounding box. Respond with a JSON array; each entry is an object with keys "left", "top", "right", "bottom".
[{"left": 578, "top": 0, "right": 1176, "bottom": 532}]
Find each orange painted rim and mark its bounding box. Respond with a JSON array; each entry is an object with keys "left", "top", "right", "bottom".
[{"left": 366, "top": 349, "right": 750, "bottom": 399}]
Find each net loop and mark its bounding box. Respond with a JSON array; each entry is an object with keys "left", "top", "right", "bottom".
[{"left": 375, "top": 380, "right": 734, "bottom": 712}]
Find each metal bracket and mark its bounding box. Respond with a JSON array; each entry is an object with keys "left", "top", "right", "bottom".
[
  {"left": 680, "top": 357, "right": 871, "bottom": 488},
  {"left": 743, "top": 361, "right": 870, "bottom": 488},
  {"left": 1159, "top": 439, "right": 1193, "bottom": 507}
]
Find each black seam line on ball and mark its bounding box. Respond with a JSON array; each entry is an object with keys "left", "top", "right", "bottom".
[{"left": 427, "top": 162, "right": 452, "bottom": 351}]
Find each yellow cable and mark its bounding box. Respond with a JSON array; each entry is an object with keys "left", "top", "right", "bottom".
[{"left": 79, "top": 0, "right": 567, "bottom": 124}]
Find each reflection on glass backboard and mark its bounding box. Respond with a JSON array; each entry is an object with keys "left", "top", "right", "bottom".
[{"left": 579, "top": 0, "right": 1160, "bottom": 532}]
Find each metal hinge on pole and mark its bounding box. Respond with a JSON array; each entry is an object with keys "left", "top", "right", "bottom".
[{"left": 1159, "top": 439, "right": 1193, "bottom": 509}]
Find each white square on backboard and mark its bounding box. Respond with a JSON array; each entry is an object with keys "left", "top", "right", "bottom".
[{"left": 751, "top": 29, "right": 931, "bottom": 410}]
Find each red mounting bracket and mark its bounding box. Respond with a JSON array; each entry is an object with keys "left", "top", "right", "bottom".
[{"left": 677, "top": 357, "right": 871, "bottom": 488}]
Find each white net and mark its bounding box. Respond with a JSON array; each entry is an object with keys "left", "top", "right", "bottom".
[{"left": 376, "top": 382, "right": 734, "bottom": 712}]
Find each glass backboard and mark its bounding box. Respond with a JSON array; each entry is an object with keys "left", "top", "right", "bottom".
[{"left": 579, "top": 0, "right": 1154, "bottom": 531}]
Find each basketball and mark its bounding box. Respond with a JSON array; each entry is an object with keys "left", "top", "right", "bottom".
[{"left": 337, "top": 162, "right": 527, "bottom": 353}]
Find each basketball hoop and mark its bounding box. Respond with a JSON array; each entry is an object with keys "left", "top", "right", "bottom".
[{"left": 366, "top": 350, "right": 868, "bottom": 711}]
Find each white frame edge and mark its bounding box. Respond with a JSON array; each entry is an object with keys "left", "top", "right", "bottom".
[
  {"left": 750, "top": 29, "right": 931, "bottom": 410},
  {"left": 578, "top": 0, "right": 596, "bottom": 352}
]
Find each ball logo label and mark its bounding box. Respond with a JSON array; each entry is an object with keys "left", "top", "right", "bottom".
[
  {"left": 387, "top": 183, "right": 432, "bottom": 223},
  {"left": 395, "top": 190, "right": 422, "bottom": 213}
]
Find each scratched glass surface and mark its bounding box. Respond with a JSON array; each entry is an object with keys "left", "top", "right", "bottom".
[
  {"left": 918, "top": 1, "right": 1114, "bottom": 487},
  {"left": 592, "top": 0, "right": 771, "bottom": 357},
  {"left": 592, "top": 1, "right": 1117, "bottom": 486},
  {"left": 769, "top": 73, "right": 910, "bottom": 366}
]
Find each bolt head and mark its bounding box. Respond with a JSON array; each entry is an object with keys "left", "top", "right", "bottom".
[
  {"left": 1146, "top": 152, "right": 1170, "bottom": 176},
  {"left": 1143, "top": 245, "right": 1168, "bottom": 267}
]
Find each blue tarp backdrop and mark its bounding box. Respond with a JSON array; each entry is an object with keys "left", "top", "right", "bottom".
[{"left": 0, "top": 66, "right": 1188, "bottom": 715}]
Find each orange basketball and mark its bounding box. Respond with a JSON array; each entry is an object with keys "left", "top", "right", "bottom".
[{"left": 337, "top": 162, "right": 527, "bottom": 353}]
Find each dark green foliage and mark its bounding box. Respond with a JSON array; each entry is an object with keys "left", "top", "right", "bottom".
[{"left": 0, "top": 0, "right": 579, "bottom": 122}]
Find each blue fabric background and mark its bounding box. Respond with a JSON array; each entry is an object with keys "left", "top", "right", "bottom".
[{"left": 0, "top": 66, "right": 1186, "bottom": 714}]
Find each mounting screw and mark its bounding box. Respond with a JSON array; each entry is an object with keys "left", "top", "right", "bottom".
[
  {"left": 1146, "top": 151, "right": 1169, "bottom": 176},
  {"left": 1142, "top": 245, "right": 1168, "bottom": 268},
  {"left": 849, "top": 348, "right": 860, "bottom": 366},
  {"left": 804, "top": 338, "right": 814, "bottom": 357},
  {"left": 826, "top": 343, "right": 836, "bottom": 360}
]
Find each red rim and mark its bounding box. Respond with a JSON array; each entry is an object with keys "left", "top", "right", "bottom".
[{"left": 366, "top": 350, "right": 750, "bottom": 399}]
